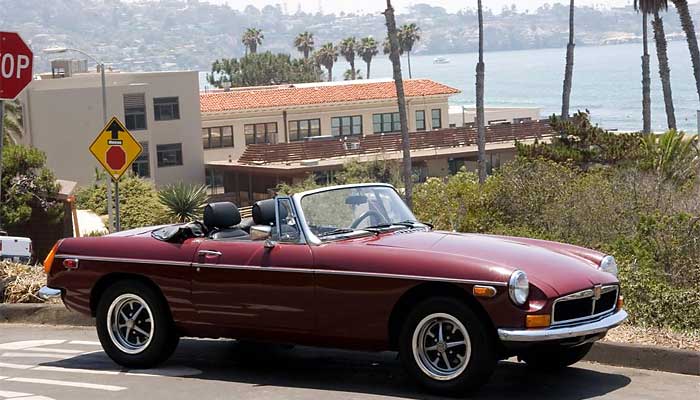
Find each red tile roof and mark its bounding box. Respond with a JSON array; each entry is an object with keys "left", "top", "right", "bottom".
[
  {"left": 236, "top": 120, "right": 554, "bottom": 166},
  {"left": 200, "top": 79, "right": 460, "bottom": 113}
]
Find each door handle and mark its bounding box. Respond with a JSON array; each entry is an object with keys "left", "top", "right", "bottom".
[{"left": 198, "top": 250, "right": 222, "bottom": 257}]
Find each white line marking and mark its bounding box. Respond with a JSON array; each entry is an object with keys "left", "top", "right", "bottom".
[
  {"left": 0, "top": 341, "right": 65, "bottom": 350},
  {"left": 1, "top": 353, "right": 67, "bottom": 359},
  {"left": 6, "top": 377, "right": 126, "bottom": 392},
  {"left": 33, "top": 366, "right": 120, "bottom": 375},
  {"left": 0, "top": 362, "right": 33, "bottom": 370},
  {"left": 68, "top": 341, "right": 100, "bottom": 346},
  {"left": 0, "top": 376, "right": 7, "bottom": 379},
  {"left": 0, "top": 390, "right": 32, "bottom": 398},
  {"left": 23, "top": 348, "right": 84, "bottom": 355}
]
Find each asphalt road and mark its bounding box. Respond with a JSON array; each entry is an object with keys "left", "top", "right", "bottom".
[{"left": 0, "top": 324, "right": 698, "bottom": 400}]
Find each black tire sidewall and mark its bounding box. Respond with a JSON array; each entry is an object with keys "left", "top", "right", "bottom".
[
  {"left": 399, "top": 297, "right": 496, "bottom": 396},
  {"left": 96, "top": 280, "right": 178, "bottom": 368}
]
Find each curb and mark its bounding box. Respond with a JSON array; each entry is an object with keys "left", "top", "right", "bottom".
[
  {"left": 0, "top": 303, "right": 94, "bottom": 327},
  {"left": 0, "top": 304, "right": 698, "bottom": 376},
  {"left": 586, "top": 341, "right": 700, "bottom": 376}
]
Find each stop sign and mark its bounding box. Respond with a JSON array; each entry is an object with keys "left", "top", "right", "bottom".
[{"left": 0, "top": 32, "right": 33, "bottom": 100}]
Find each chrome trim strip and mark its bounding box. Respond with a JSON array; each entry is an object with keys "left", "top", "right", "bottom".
[
  {"left": 551, "top": 285, "right": 619, "bottom": 326},
  {"left": 54, "top": 254, "right": 192, "bottom": 267},
  {"left": 56, "top": 253, "right": 507, "bottom": 287},
  {"left": 498, "top": 309, "right": 628, "bottom": 342}
]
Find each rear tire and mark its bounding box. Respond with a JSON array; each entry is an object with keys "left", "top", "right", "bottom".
[
  {"left": 96, "top": 280, "right": 179, "bottom": 368},
  {"left": 520, "top": 342, "right": 593, "bottom": 370},
  {"left": 398, "top": 297, "right": 496, "bottom": 397}
]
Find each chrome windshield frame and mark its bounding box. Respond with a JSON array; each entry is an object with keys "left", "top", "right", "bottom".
[{"left": 291, "top": 183, "right": 411, "bottom": 246}]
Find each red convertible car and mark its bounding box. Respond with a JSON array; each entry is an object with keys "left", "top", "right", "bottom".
[{"left": 43, "top": 183, "right": 626, "bottom": 396}]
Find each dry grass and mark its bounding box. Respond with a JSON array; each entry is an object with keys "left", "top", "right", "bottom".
[
  {"left": 0, "top": 261, "right": 46, "bottom": 303},
  {"left": 604, "top": 323, "right": 700, "bottom": 352}
]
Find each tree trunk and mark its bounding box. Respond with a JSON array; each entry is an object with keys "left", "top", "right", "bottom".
[
  {"left": 653, "top": 11, "right": 677, "bottom": 130},
  {"left": 350, "top": 59, "right": 356, "bottom": 80},
  {"left": 561, "top": 0, "right": 575, "bottom": 119},
  {"left": 642, "top": 12, "right": 652, "bottom": 134},
  {"left": 366, "top": 60, "right": 371, "bottom": 79},
  {"left": 407, "top": 51, "right": 412, "bottom": 79},
  {"left": 672, "top": 0, "right": 700, "bottom": 103},
  {"left": 304, "top": 49, "right": 309, "bottom": 60},
  {"left": 476, "top": 0, "right": 487, "bottom": 184},
  {"left": 327, "top": 65, "right": 333, "bottom": 82},
  {"left": 384, "top": 0, "right": 413, "bottom": 208}
]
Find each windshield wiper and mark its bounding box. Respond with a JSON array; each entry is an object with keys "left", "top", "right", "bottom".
[
  {"left": 317, "top": 228, "right": 361, "bottom": 238},
  {"left": 365, "top": 220, "right": 423, "bottom": 230}
]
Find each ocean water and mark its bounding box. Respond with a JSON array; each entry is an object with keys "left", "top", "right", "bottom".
[{"left": 200, "top": 40, "right": 699, "bottom": 133}]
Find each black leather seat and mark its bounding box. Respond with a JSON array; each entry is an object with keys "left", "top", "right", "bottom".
[
  {"left": 203, "top": 202, "right": 249, "bottom": 240},
  {"left": 252, "top": 199, "right": 299, "bottom": 239}
]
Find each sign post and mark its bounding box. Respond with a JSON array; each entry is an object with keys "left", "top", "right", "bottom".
[
  {"left": 89, "top": 117, "right": 142, "bottom": 231},
  {"left": 0, "top": 32, "right": 34, "bottom": 230}
]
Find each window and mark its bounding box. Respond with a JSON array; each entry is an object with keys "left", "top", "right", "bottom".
[
  {"left": 202, "top": 126, "right": 234, "bottom": 149},
  {"left": 123, "top": 93, "right": 147, "bottom": 130},
  {"left": 153, "top": 97, "right": 180, "bottom": 121},
  {"left": 331, "top": 116, "right": 362, "bottom": 136},
  {"left": 205, "top": 168, "right": 225, "bottom": 195},
  {"left": 156, "top": 143, "right": 183, "bottom": 167},
  {"left": 448, "top": 157, "right": 466, "bottom": 175},
  {"left": 289, "top": 118, "right": 321, "bottom": 141},
  {"left": 131, "top": 142, "right": 150, "bottom": 178},
  {"left": 245, "top": 122, "right": 277, "bottom": 145},
  {"left": 415, "top": 110, "right": 426, "bottom": 131},
  {"left": 431, "top": 109, "right": 442, "bottom": 129},
  {"left": 372, "top": 112, "right": 401, "bottom": 134}
]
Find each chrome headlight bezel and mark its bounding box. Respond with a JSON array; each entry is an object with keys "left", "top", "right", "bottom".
[
  {"left": 599, "top": 255, "right": 618, "bottom": 277},
  {"left": 508, "top": 270, "right": 529, "bottom": 305}
]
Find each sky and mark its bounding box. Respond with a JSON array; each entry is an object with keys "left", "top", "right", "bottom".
[{"left": 216, "top": 0, "right": 634, "bottom": 14}]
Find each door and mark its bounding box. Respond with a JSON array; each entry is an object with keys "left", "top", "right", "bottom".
[{"left": 191, "top": 198, "right": 315, "bottom": 334}]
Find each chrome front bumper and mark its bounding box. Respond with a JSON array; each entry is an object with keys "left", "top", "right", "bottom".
[{"left": 498, "top": 309, "right": 628, "bottom": 342}]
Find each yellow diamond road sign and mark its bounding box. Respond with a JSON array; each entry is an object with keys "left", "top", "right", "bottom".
[{"left": 89, "top": 117, "right": 143, "bottom": 181}]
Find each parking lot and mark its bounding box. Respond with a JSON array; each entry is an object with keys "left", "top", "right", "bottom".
[{"left": 0, "top": 324, "right": 698, "bottom": 400}]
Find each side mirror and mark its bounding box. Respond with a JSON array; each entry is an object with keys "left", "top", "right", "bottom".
[{"left": 250, "top": 225, "right": 272, "bottom": 241}]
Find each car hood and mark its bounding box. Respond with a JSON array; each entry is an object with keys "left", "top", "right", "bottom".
[{"left": 366, "top": 230, "right": 616, "bottom": 296}]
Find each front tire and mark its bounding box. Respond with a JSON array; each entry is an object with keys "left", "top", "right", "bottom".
[
  {"left": 399, "top": 297, "right": 496, "bottom": 396},
  {"left": 520, "top": 342, "right": 593, "bottom": 370},
  {"left": 96, "top": 280, "right": 179, "bottom": 368}
]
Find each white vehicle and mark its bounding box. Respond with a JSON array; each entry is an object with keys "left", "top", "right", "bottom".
[{"left": 0, "top": 236, "right": 33, "bottom": 264}]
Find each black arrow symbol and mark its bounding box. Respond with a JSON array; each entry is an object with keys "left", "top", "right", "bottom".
[{"left": 106, "top": 120, "right": 123, "bottom": 140}]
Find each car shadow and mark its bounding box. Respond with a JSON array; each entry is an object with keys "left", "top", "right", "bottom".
[{"left": 41, "top": 338, "right": 631, "bottom": 399}]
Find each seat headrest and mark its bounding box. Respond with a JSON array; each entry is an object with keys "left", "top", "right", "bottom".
[
  {"left": 204, "top": 202, "right": 241, "bottom": 229},
  {"left": 252, "top": 199, "right": 276, "bottom": 226}
]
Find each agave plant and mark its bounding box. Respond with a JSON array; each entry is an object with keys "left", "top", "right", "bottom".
[{"left": 158, "top": 183, "right": 208, "bottom": 223}]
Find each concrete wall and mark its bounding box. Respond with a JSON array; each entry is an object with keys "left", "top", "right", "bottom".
[
  {"left": 20, "top": 71, "right": 204, "bottom": 188},
  {"left": 448, "top": 106, "right": 542, "bottom": 127}
]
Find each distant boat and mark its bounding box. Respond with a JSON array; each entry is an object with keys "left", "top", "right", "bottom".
[{"left": 433, "top": 56, "right": 450, "bottom": 64}]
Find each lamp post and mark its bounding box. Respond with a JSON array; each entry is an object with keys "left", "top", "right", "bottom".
[{"left": 43, "top": 47, "right": 115, "bottom": 232}]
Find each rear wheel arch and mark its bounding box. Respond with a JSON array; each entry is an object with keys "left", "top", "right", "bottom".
[
  {"left": 387, "top": 282, "right": 497, "bottom": 351},
  {"left": 90, "top": 273, "right": 169, "bottom": 318}
]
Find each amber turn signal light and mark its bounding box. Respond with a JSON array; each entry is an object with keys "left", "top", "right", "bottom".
[
  {"left": 525, "top": 314, "right": 551, "bottom": 328},
  {"left": 472, "top": 285, "right": 497, "bottom": 298},
  {"left": 43, "top": 242, "right": 60, "bottom": 274},
  {"left": 616, "top": 295, "right": 624, "bottom": 310}
]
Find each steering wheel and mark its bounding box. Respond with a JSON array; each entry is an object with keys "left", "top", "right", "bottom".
[{"left": 350, "top": 210, "right": 388, "bottom": 229}]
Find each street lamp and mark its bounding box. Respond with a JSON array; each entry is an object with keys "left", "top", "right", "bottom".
[{"left": 43, "top": 47, "right": 115, "bottom": 232}]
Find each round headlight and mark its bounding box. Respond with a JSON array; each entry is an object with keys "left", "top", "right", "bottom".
[
  {"left": 508, "top": 270, "right": 529, "bottom": 305},
  {"left": 599, "top": 255, "right": 618, "bottom": 277}
]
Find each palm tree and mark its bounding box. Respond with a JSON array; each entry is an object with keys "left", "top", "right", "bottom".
[
  {"left": 242, "top": 28, "right": 264, "bottom": 55},
  {"left": 2, "top": 100, "right": 23, "bottom": 145},
  {"left": 635, "top": 0, "right": 652, "bottom": 133},
  {"left": 651, "top": 3, "right": 677, "bottom": 130},
  {"left": 671, "top": 0, "right": 700, "bottom": 103},
  {"left": 398, "top": 23, "right": 421, "bottom": 79},
  {"left": 640, "top": 130, "right": 700, "bottom": 185},
  {"left": 561, "top": 0, "right": 575, "bottom": 119},
  {"left": 314, "top": 43, "right": 338, "bottom": 82},
  {"left": 343, "top": 68, "right": 363, "bottom": 80},
  {"left": 358, "top": 37, "right": 379, "bottom": 79},
  {"left": 476, "top": 0, "right": 487, "bottom": 184},
  {"left": 294, "top": 31, "right": 315, "bottom": 60},
  {"left": 384, "top": 0, "right": 413, "bottom": 208},
  {"left": 382, "top": 37, "right": 404, "bottom": 56},
  {"left": 339, "top": 37, "right": 358, "bottom": 80},
  {"left": 158, "top": 183, "right": 208, "bottom": 223}
]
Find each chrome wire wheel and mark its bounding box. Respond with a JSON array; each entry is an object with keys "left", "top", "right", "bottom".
[
  {"left": 107, "top": 293, "right": 154, "bottom": 355},
  {"left": 412, "top": 312, "right": 472, "bottom": 381}
]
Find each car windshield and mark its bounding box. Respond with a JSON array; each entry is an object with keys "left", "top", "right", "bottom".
[{"left": 300, "top": 186, "right": 419, "bottom": 239}]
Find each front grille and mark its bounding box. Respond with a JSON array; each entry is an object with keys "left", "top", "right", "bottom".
[{"left": 552, "top": 285, "right": 618, "bottom": 324}]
